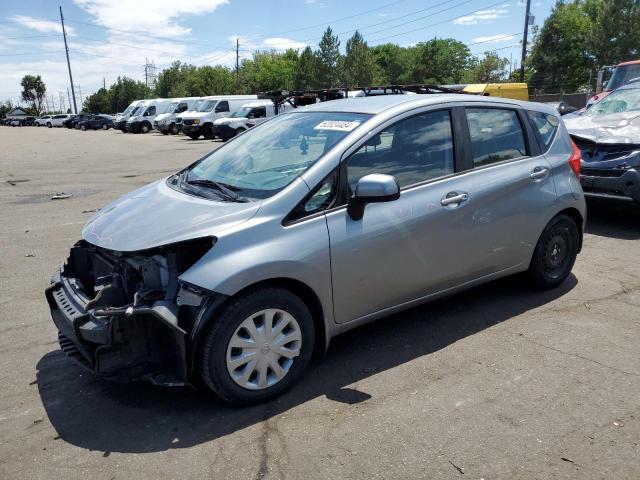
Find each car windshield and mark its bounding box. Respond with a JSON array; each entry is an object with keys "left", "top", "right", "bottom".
[
  {"left": 230, "top": 106, "right": 252, "bottom": 118},
  {"left": 187, "top": 111, "right": 371, "bottom": 199},
  {"left": 122, "top": 104, "right": 135, "bottom": 116},
  {"left": 585, "top": 87, "right": 640, "bottom": 116},
  {"left": 169, "top": 102, "right": 179, "bottom": 112},
  {"left": 198, "top": 100, "right": 217, "bottom": 112},
  {"left": 606, "top": 64, "right": 640, "bottom": 91}
]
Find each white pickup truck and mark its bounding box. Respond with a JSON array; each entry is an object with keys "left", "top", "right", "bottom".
[
  {"left": 180, "top": 95, "right": 257, "bottom": 139},
  {"left": 212, "top": 101, "right": 292, "bottom": 141}
]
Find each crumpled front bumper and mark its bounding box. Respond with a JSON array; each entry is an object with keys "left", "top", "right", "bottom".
[
  {"left": 45, "top": 270, "right": 188, "bottom": 385},
  {"left": 580, "top": 168, "right": 640, "bottom": 204}
]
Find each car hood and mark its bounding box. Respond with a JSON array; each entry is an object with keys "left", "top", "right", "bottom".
[
  {"left": 565, "top": 111, "right": 640, "bottom": 144},
  {"left": 82, "top": 179, "right": 261, "bottom": 252},
  {"left": 181, "top": 111, "right": 210, "bottom": 120},
  {"left": 154, "top": 113, "right": 171, "bottom": 122}
]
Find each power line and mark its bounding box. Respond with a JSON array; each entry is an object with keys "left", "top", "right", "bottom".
[{"left": 3, "top": 34, "right": 62, "bottom": 39}]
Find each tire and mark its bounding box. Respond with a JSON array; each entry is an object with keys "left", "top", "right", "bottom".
[
  {"left": 235, "top": 127, "right": 246, "bottom": 136},
  {"left": 80, "top": 124, "right": 87, "bottom": 131},
  {"left": 188, "top": 132, "right": 200, "bottom": 140},
  {"left": 102, "top": 123, "right": 108, "bottom": 130},
  {"left": 527, "top": 214, "right": 579, "bottom": 290},
  {"left": 162, "top": 129, "right": 170, "bottom": 135},
  {"left": 47, "top": 122, "right": 52, "bottom": 128},
  {"left": 141, "top": 123, "right": 150, "bottom": 134},
  {"left": 199, "top": 287, "right": 315, "bottom": 405},
  {"left": 203, "top": 124, "right": 215, "bottom": 139},
  {"left": 170, "top": 123, "right": 179, "bottom": 135}
]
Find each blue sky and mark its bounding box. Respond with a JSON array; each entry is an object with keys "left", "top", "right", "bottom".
[{"left": 0, "top": 0, "right": 553, "bottom": 109}]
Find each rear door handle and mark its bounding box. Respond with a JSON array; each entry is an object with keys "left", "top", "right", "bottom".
[
  {"left": 441, "top": 192, "right": 469, "bottom": 207},
  {"left": 530, "top": 166, "right": 550, "bottom": 180}
]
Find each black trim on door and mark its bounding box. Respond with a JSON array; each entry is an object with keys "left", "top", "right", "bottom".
[{"left": 451, "top": 106, "right": 473, "bottom": 172}]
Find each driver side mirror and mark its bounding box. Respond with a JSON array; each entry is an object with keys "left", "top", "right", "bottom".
[{"left": 347, "top": 174, "right": 400, "bottom": 220}]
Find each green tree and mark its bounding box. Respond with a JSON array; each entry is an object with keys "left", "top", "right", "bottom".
[
  {"left": 343, "top": 31, "right": 375, "bottom": 86},
  {"left": 371, "top": 43, "right": 411, "bottom": 84},
  {"left": 464, "top": 52, "right": 509, "bottom": 83},
  {"left": 316, "top": 27, "right": 341, "bottom": 87},
  {"left": 20, "top": 75, "right": 46, "bottom": 115},
  {"left": 109, "top": 76, "right": 152, "bottom": 113},
  {"left": 591, "top": 0, "right": 640, "bottom": 65},
  {"left": 412, "top": 38, "right": 471, "bottom": 84},
  {"left": 294, "top": 46, "right": 317, "bottom": 90},
  {"left": 528, "top": 1, "right": 596, "bottom": 92},
  {"left": 83, "top": 88, "right": 112, "bottom": 113},
  {"left": 0, "top": 100, "right": 12, "bottom": 117}
]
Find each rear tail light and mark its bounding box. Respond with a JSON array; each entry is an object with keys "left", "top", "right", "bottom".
[{"left": 569, "top": 140, "right": 581, "bottom": 179}]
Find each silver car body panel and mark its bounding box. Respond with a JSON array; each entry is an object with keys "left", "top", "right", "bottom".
[{"left": 79, "top": 94, "right": 585, "bottom": 348}]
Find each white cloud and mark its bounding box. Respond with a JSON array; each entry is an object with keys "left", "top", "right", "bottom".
[
  {"left": 9, "top": 15, "right": 75, "bottom": 36},
  {"left": 473, "top": 34, "right": 516, "bottom": 44},
  {"left": 72, "top": 0, "right": 228, "bottom": 37},
  {"left": 263, "top": 37, "right": 308, "bottom": 50},
  {"left": 454, "top": 8, "right": 509, "bottom": 25}
]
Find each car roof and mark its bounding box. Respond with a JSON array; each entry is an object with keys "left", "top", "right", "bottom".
[
  {"left": 619, "top": 60, "right": 640, "bottom": 66},
  {"left": 298, "top": 93, "right": 554, "bottom": 115}
]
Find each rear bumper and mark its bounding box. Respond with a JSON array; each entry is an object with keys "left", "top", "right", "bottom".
[
  {"left": 45, "top": 270, "right": 188, "bottom": 385},
  {"left": 580, "top": 168, "right": 640, "bottom": 204}
]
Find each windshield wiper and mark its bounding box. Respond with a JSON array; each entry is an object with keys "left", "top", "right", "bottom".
[{"left": 185, "top": 175, "right": 247, "bottom": 202}]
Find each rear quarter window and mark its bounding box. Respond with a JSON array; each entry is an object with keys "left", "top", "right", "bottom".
[{"left": 527, "top": 110, "right": 558, "bottom": 152}]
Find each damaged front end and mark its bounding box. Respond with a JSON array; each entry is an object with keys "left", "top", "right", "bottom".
[
  {"left": 45, "top": 238, "right": 215, "bottom": 386},
  {"left": 574, "top": 137, "right": 640, "bottom": 204}
]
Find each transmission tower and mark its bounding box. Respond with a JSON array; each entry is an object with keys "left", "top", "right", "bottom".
[{"left": 144, "top": 58, "right": 158, "bottom": 88}]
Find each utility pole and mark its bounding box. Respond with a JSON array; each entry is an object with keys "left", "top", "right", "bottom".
[
  {"left": 145, "top": 58, "right": 149, "bottom": 87},
  {"left": 519, "top": 0, "right": 532, "bottom": 83},
  {"left": 235, "top": 38, "right": 240, "bottom": 90},
  {"left": 66, "top": 87, "right": 72, "bottom": 113},
  {"left": 59, "top": 6, "right": 78, "bottom": 114},
  {"left": 103, "top": 77, "right": 106, "bottom": 90}
]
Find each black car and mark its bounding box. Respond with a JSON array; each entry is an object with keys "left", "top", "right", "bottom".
[
  {"left": 78, "top": 115, "right": 114, "bottom": 131},
  {"left": 564, "top": 83, "right": 640, "bottom": 205},
  {"left": 71, "top": 114, "right": 91, "bottom": 129},
  {"left": 62, "top": 115, "right": 78, "bottom": 128}
]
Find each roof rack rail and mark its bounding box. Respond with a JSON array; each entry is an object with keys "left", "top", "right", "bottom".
[{"left": 258, "top": 84, "right": 466, "bottom": 113}]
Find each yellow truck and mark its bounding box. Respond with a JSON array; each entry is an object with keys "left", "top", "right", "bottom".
[{"left": 447, "top": 83, "right": 529, "bottom": 101}]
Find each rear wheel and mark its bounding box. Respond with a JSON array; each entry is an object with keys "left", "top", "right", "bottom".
[
  {"left": 199, "top": 287, "right": 315, "bottom": 405},
  {"left": 47, "top": 122, "right": 52, "bottom": 128},
  {"left": 203, "top": 123, "right": 215, "bottom": 139},
  {"left": 528, "top": 214, "right": 579, "bottom": 289}
]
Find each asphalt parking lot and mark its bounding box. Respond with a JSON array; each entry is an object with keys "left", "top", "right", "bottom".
[{"left": 0, "top": 126, "right": 639, "bottom": 479}]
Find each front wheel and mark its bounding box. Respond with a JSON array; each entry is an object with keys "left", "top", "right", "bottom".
[
  {"left": 102, "top": 123, "right": 108, "bottom": 130},
  {"left": 170, "top": 123, "right": 179, "bottom": 135},
  {"left": 199, "top": 287, "right": 315, "bottom": 405},
  {"left": 527, "top": 214, "right": 579, "bottom": 289},
  {"left": 47, "top": 122, "right": 52, "bottom": 128},
  {"left": 140, "top": 123, "right": 150, "bottom": 134},
  {"left": 187, "top": 132, "right": 200, "bottom": 140},
  {"left": 80, "top": 124, "right": 87, "bottom": 131},
  {"left": 203, "top": 124, "right": 215, "bottom": 139}
]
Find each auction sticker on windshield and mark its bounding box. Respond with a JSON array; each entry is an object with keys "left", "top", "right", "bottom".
[{"left": 314, "top": 120, "right": 361, "bottom": 132}]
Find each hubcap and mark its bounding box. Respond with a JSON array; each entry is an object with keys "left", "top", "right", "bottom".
[{"left": 226, "top": 309, "right": 302, "bottom": 390}]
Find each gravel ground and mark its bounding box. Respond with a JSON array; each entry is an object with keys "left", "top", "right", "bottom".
[{"left": 1, "top": 126, "right": 639, "bottom": 480}]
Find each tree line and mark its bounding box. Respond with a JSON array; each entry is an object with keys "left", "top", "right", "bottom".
[{"left": 13, "top": 0, "right": 639, "bottom": 115}]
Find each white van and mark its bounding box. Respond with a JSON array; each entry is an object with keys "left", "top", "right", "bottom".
[
  {"left": 153, "top": 97, "right": 203, "bottom": 135},
  {"left": 180, "top": 95, "right": 258, "bottom": 139},
  {"left": 115, "top": 100, "right": 145, "bottom": 131},
  {"left": 126, "top": 99, "right": 174, "bottom": 134},
  {"left": 212, "top": 100, "right": 292, "bottom": 141}
]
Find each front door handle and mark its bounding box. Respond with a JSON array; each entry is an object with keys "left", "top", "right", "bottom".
[
  {"left": 441, "top": 192, "right": 469, "bottom": 207},
  {"left": 530, "top": 166, "right": 550, "bottom": 180}
]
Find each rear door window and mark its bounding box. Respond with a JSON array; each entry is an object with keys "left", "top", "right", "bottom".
[
  {"left": 465, "top": 108, "right": 527, "bottom": 167},
  {"left": 527, "top": 110, "right": 558, "bottom": 151}
]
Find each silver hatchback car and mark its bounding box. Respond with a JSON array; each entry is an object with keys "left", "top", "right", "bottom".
[{"left": 46, "top": 94, "right": 586, "bottom": 404}]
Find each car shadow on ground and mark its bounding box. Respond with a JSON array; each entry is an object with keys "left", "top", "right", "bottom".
[
  {"left": 585, "top": 201, "right": 640, "bottom": 240},
  {"left": 36, "top": 274, "right": 576, "bottom": 454}
]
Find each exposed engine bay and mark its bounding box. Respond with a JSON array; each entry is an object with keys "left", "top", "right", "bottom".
[{"left": 45, "top": 238, "right": 215, "bottom": 386}]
